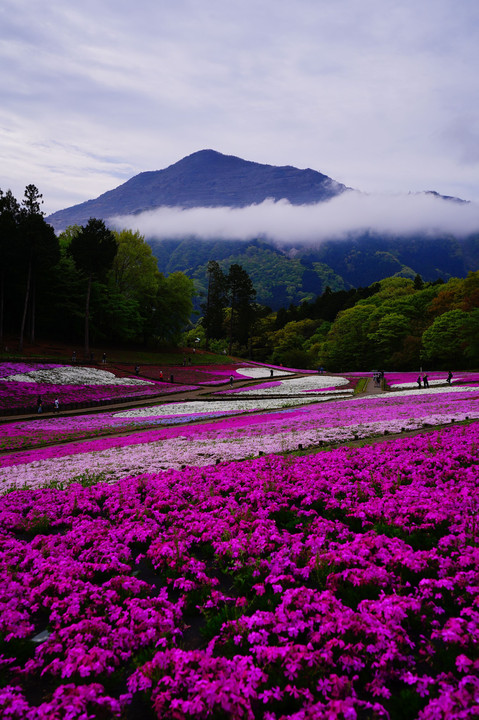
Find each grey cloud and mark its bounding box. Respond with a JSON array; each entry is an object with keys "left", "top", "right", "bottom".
[
  {"left": 110, "top": 191, "right": 479, "bottom": 244},
  {"left": 1, "top": 0, "right": 479, "bottom": 214}
]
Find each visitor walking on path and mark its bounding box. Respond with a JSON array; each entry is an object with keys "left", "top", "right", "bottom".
[
  {"left": 423, "top": 374, "right": 429, "bottom": 388},
  {"left": 417, "top": 376, "right": 422, "bottom": 388},
  {"left": 53, "top": 398, "right": 60, "bottom": 413},
  {"left": 447, "top": 371, "right": 453, "bottom": 385},
  {"left": 36, "top": 396, "right": 43, "bottom": 413}
]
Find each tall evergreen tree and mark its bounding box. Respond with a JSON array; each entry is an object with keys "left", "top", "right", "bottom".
[
  {"left": 0, "top": 189, "right": 21, "bottom": 343},
  {"left": 202, "top": 260, "right": 228, "bottom": 348},
  {"left": 18, "top": 185, "right": 59, "bottom": 350},
  {"left": 69, "top": 218, "right": 118, "bottom": 357},
  {"left": 227, "top": 263, "right": 256, "bottom": 353}
]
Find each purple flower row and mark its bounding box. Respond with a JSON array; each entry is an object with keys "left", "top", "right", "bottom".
[{"left": 1, "top": 422, "right": 478, "bottom": 717}]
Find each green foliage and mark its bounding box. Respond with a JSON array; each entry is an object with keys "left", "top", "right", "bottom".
[
  {"left": 69, "top": 218, "right": 118, "bottom": 355},
  {"left": 70, "top": 218, "right": 118, "bottom": 281},
  {"left": 153, "top": 271, "right": 196, "bottom": 344},
  {"left": 70, "top": 470, "right": 108, "bottom": 487},
  {"left": 422, "top": 309, "right": 470, "bottom": 365},
  {"left": 320, "top": 303, "right": 377, "bottom": 370},
  {"left": 202, "top": 260, "right": 228, "bottom": 345},
  {"left": 227, "top": 263, "right": 256, "bottom": 351},
  {"left": 111, "top": 229, "right": 160, "bottom": 302},
  {"left": 367, "top": 312, "right": 411, "bottom": 366}
]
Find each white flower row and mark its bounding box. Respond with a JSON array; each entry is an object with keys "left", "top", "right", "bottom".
[
  {"left": 376, "top": 385, "right": 479, "bottom": 399},
  {"left": 114, "top": 393, "right": 353, "bottom": 418},
  {"left": 4, "top": 367, "right": 153, "bottom": 386},
  {"left": 235, "top": 367, "right": 293, "bottom": 378},
  {"left": 224, "top": 373, "right": 351, "bottom": 396}
]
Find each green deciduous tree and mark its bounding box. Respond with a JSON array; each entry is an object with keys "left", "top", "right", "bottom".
[
  {"left": 320, "top": 304, "right": 376, "bottom": 371},
  {"left": 421, "top": 309, "right": 469, "bottom": 366},
  {"left": 153, "top": 271, "right": 196, "bottom": 345},
  {"left": 367, "top": 312, "right": 411, "bottom": 366},
  {"left": 111, "top": 229, "right": 160, "bottom": 301}
]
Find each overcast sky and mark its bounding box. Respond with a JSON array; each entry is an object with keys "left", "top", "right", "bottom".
[{"left": 1, "top": 0, "right": 479, "bottom": 218}]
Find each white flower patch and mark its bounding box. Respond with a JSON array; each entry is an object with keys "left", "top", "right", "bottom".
[
  {"left": 235, "top": 367, "right": 293, "bottom": 379},
  {"left": 224, "top": 374, "right": 351, "bottom": 396},
  {"left": 4, "top": 366, "right": 154, "bottom": 386},
  {"left": 359, "top": 385, "right": 479, "bottom": 399},
  {"left": 389, "top": 379, "right": 453, "bottom": 389},
  {"left": 114, "top": 397, "right": 325, "bottom": 418}
]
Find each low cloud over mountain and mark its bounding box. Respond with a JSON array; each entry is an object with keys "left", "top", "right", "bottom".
[
  {"left": 111, "top": 190, "right": 479, "bottom": 244},
  {"left": 47, "top": 150, "right": 479, "bottom": 244}
]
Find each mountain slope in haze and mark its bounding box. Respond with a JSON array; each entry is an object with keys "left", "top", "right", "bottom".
[
  {"left": 47, "top": 149, "right": 349, "bottom": 232},
  {"left": 45, "top": 149, "right": 479, "bottom": 310},
  {"left": 151, "top": 233, "right": 478, "bottom": 311}
]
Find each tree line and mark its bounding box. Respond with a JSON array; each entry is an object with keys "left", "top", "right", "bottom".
[
  {"left": 4, "top": 184, "right": 478, "bottom": 370},
  {"left": 0, "top": 186, "right": 195, "bottom": 356},
  {"left": 235, "top": 274, "right": 479, "bottom": 370}
]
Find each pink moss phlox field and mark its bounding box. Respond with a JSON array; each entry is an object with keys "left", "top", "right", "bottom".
[
  {"left": 132, "top": 362, "right": 253, "bottom": 385},
  {"left": 2, "top": 387, "right": 479, "bottom": 485},
  {"left": 387, "top": 371, "right": 479, "bottom": 388},
  {"left": 0, "top": 362, "right": 198, "bottom": 412},
  {"left": 1, "top": 423, "right": 479, "bottom": 718},
  {"left": 0, "top": 363, "right": 63, "bottom": 379},
  {"left": 0, "top": 408, "right": 244, "bottom": 453}
]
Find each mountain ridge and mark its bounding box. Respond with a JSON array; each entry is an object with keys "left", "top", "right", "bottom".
[{"left": 46, "top": 149, "right": 350, "bottom": 232}]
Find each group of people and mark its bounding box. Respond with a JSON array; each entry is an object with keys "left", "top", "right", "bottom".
[
  {"left": 36, "top": 396, "right": 60, "bottom": 414},
  {"left": 417, "top": 374, "right": 429, "bottom": 388},
  {"left": 417, "top": 371, "right": 453, "bottom": 388}
]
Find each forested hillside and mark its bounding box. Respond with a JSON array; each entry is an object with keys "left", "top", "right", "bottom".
[
  {"left": 226, "top": 274, "right": 479, "bottom": 371},
  {"left": 0, "top": 187, "right": 195, "bottom": 353},
  {"left": 150, "top": 233, "right": 479, "bottom": 311}
]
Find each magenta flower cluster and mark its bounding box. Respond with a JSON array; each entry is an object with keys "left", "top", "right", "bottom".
[{"left": 1, "top": 422, "right": 478, "bottom": 718}]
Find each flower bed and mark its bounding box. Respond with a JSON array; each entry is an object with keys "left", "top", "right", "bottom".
[
  {"left": 1, "top": 422, "right": 478, "bottom": 718},
  {"left": 0, "top": 364, "right": 197, "bottom": 413},
  {"left": 217, "top": 374, "right": 352, "bottom": 396},
  {"left": 2, "top": 386, "right": 479, "bottom": 489},
  {"left": 131, "top": 363, "right": 276, "bottom": 385},
  {"left": 387, "top": 371, "right": 479, "bottom": 389}
]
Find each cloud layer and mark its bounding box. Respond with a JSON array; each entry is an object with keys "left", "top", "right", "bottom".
[
  {"left": 111, "top": 191, "right": 479, "bottom": 243},
  {"left": 1, "top": 0, "right": 479, "bottom": 215}
]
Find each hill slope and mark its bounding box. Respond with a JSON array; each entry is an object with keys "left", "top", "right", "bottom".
[{"left": 47, "top": 149, "right": 349, "bottom": 232}]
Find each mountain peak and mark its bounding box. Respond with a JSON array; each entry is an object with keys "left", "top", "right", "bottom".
[{"left": 47, "top": 150, "right": 350, "bottom": 232}]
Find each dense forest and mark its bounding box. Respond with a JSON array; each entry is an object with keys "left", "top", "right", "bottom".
[
  {"left": 3, "top": 185, "right": 479, "bottom": 371},
  {"left": 186, "top": 272, "right": 479, "bottom": 371},
  {"left": 0, "top": 186, "right": 196, "bottom": 355}
]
